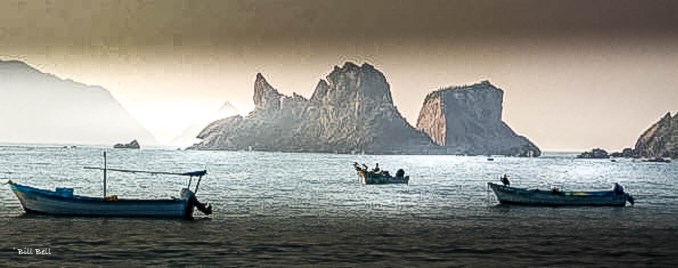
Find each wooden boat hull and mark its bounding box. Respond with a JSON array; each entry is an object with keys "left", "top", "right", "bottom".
[
  {"left": 488, "top": 183, "right": 631, "bottom": 206},
  {"left": 357, "top": 171, "right": 409, "bottom": 185},
  {"left": 10, "top": 182, "right": 194, "bottom": 218}
]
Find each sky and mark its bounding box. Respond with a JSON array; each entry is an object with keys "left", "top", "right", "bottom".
[{"left": 1, "top": 0, "right": 677, "bottom": 150}]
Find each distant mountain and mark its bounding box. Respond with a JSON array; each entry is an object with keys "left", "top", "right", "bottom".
[
  {"left": 634, "top": 112, "right": 678, "bottom": 158},
  {"left": 0, "top": 59, "right": 156, "bottom": 145},
  {"left": 170, "top": 101, "right": 240, "bottom": 147}
]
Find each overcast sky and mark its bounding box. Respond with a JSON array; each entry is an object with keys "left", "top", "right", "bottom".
[{"left": 2, "top": 0, "right": 677, "bottom": 150}]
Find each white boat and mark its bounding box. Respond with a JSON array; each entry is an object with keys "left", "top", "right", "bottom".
[
  {"left": 7, "top": 152, "right": 212, "bottom": 219},
  {"left": 9, "top": 182, "right": 205, "bottom": 218},
  {"left": 488, "top": 182, "right": 634, "bottom": 206}
]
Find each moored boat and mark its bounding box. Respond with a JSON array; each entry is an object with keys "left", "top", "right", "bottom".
[
  {"left": 488, "top": 182, "right": 634, "bottom": 206},
  {"left": 7, "top": 152, "right": 212, "bottom": 219}
]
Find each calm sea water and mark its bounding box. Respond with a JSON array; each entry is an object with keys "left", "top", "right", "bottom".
[{"left": 1, "top": 146, "right": 677, "bottom": 266}]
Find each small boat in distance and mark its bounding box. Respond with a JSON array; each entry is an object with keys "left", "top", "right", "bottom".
[
  {"left": 643, "top": 157, "right": 671, "bottom": 163},
  {"left": 488, "top": 178, "right": 634, "bottom": 206},
  {"left": 7, "top": 152, "right": 212, "bottom": 219},
  {"left": 353, "top": 162, "right": 409, "bottom": 185}
]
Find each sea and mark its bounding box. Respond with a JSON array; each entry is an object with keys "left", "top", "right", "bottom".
[{"left": 0, "top": 145, "right": 677, "bottom": 267}]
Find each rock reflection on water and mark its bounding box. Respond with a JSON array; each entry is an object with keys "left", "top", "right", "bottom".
[{"left": 0, "top": 147, "right": 677, "bottom": 266}]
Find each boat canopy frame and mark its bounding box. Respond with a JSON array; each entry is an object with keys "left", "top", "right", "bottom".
[{"left": 84, "top": 152, "right": 208, "bottom": 198}]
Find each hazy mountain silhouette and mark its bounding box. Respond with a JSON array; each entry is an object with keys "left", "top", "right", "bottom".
[
  {"left": 170, "top": 101, "right": 239, "bottom": 147},
  {"left": 0, "top": 59, "right": 156, "bottom": 145}
]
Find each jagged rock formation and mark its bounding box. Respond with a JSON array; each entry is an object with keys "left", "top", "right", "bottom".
[
  {"left": 190, "top": 62, "right": 438, "bottom": 154},
  {"left": 0, "top": 59, "right": 156, "bottom": 145},
  {"left": 634, "top": 112, "right": 678, "bottom": 158},
  {"left": 415, "top": 81, "right": 541, "bottom": 156},
  {"left": 191, "top": 63, "right": 541, "bottom": 156}
]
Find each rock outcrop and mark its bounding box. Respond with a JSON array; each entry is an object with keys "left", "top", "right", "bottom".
[
  {"left": 114, "top": 139, "right": 140, "bottom": 149},
  {"left": 415, "top": 81, "right": 541, "bottom": 156},
  {"left": 634, "top": 112, "right": 678, "bottom": 158},
  {"left": 0, "top": 59, "right": 156, "bottom": 145},
  {"left": 577, "top": 148, "right": 609, "bottom": 159},
  {"left": 190, "top": 62, "right": 438, "bottom": 154},
  {"left": 610, "top": 148, "right": 637, "bottom": 158}
]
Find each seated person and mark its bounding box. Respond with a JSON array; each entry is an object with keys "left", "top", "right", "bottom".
[
  {"left": 500, "top": 174, "right": 510, "bottom": 186},
  {"left": 551, "top": 186, "right": 561, "bottom": 194},
  {"left": 613, "top": 183, "right": 624, "bottom": 194},
  {"left": 372, "top": 163, "right": 381, "bottom": 173}
]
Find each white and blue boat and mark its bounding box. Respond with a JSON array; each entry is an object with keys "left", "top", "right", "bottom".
[{"left": 7, "top": 153, "right": 212, "bottom": 219}]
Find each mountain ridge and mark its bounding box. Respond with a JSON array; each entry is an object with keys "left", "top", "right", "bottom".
[{"left": 0, "top": 59, "right": 157, "bottom": 145}]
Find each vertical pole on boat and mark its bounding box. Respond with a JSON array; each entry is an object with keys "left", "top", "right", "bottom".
[
  {"left": 194, "top": 175, "right": 203, "bottom": 194},
  {"left": 103, "top": 151, "right": 107, "bottom": 198}
]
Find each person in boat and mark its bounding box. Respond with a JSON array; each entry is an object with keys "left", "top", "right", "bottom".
[
  {"left": 613, "top": 183, "right": 624, "bottom": 194},
  {"left": 372, "top": 163, "right": 380, "bottom": 173},
  {"left": 353, "top": 162, "right": 363, "bottom": 171},
  {"left": 396, "top": 169, "right": 405, "bottom": 178},
  {"left": 500, "top": 174, "right": 510, "bottom": 186},
  {"left": 551, "top": 186, "right": 561, "bottom": 195}
]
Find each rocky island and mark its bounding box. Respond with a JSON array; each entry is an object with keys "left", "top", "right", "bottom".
[
  {"left": 634, "top": 112, "right": 678, "bottom": 159},
  {"left": 114, "top": 139, "right": 140, "bottom": 149},
  {"left": 190, "top": 62, "right": 540, "bottom": 156},
  {"left": 583, "top": 112, "right": 678, "bottom": 160},
  {"left": 416, "top": 81, "right": 540, "bottom": 157},
  {"left": 577, "top": 148, "right": 609, "bottom": 159},
  {"left": 190, "top": 63, "right": 436, "bottom": 154}
]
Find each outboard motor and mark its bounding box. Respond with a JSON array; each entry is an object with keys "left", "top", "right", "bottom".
[
  {"left": 182, "top": 188, "right": 213, "bottom": 217},
  {"left": 396, "top": 169, "right": 405, "bottom": 178}
]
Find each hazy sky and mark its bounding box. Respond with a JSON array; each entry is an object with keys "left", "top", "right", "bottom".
[{"left": 2, "top": 0, "right": 677, "bottom": 150}]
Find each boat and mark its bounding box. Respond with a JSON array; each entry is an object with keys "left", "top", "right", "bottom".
[
  {"left": 353, "top": 162, "right": 409, "bottom": 185},
  {"left": 7, "top": 152, "right": 212, "bottom": 219},
  {"left": 488, "top": 181, "right": 634, "bottom": 206},
  {"left": 643, "top": 157, "right": 671, "bottom": 163}
]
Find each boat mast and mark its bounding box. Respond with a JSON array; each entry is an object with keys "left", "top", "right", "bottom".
[{"left": 103, "top": 151, "right": 107, "bottom": 198}]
